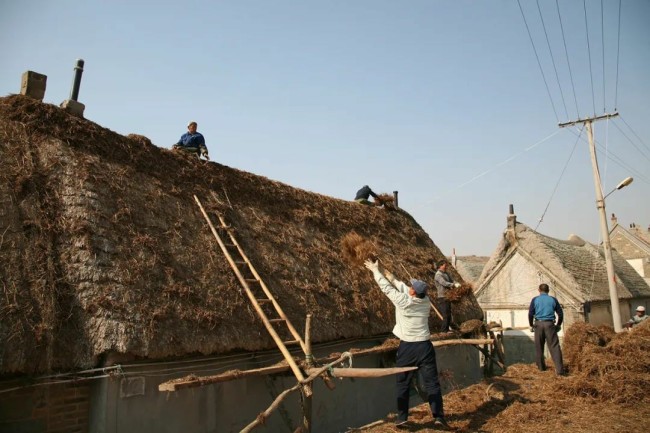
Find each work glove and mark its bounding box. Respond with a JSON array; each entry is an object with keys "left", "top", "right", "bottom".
[
  {"left": 530, "top": 326, "right": 535, "bottom": 333},
  {"left": 364, "top": 259, "right": 380, "bottom": 274},
  {"left": 200, "top": 148, "right": 210, "bottom": 160},
  {"left": 555, "top": 325, "right": 562, "bottom": 332},
  {"left": 453, "top": 282, "right": 461, "bottom": 288}
]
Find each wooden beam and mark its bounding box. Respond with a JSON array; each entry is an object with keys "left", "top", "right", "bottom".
[
  {"left": 159, "top": 336, "right": 496, "bottom": 391},
  {"left": 159, "top": 365, "right": 290, "bottom": 392},
  {"left": 306, "top": 366, "right": 417, "bottom": 378}
]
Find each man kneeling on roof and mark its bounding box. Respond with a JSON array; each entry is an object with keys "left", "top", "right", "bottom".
[
  {"left": 354, "top": 185, "right": 382, "bottom": 205},
  {"left": 173, "top": 121, "right": 209, "bottom": 160},
  {"left": 364, "top": 259, "right": 450, "bottom": 429}
]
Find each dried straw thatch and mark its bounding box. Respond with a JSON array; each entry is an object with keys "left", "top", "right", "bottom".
[
  {"left": 356, "top": 321, "right": 650, "bottom": 432},
  {"left": 556, "top": 319, "right": 650, "bottom": 404},
  {"left": 340, "top": 232, "right": 378, "bottom": 268},
  {"left": 0, "top": 95, "right": 483, "bottom": 374}
]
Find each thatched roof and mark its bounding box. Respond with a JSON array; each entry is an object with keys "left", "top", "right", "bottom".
[
  {"left": 453, "top": 256, "right": 489, "bottom": 285},
  {"left": 0, "top": 95, "right": 482, "bottom": 374},
  {"left": 477, "top": 221, "right": 650, "bottom": 303}
]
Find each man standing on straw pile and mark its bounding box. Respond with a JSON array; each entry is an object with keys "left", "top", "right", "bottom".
[
  {"left": 434, "top": 260, "right": 460, "bottom": 333},
  {"left": 364, "top": 259, "right": 449, "bottom": 429},
  {"left": 528, "top": 283, "right": 565, "bottom": 375}
]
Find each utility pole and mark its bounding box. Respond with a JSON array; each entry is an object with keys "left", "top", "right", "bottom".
[{"left": 559, "top": 112, "right": 623, "bottom": 332}]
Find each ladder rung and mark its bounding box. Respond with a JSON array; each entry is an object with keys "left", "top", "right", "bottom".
[
  {"left": 245, "top": 278, "right": 259, "bottom": 283},
  {"left": 268, "top": 318, "right": 286, "bottom": 323},
  {"left": 283, "top": 340, "right": 300, "bottom": 346},
  {"left": 234, "top": 261, "right": 246, "bottom": 265},
  {"left": 256, "top": 299, "right": 272, "bottom": 304}
]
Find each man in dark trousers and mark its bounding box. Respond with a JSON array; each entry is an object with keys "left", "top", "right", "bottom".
[
  {"left": 434, "top": 260, "right": 460, "bottom": 333},
  {"left": 354, "top": 185, "right": 380, "bottom": 205},
  {"left": 364, "top": 259, "right": 450, "bottom": 429},
  {"left": 528, "top": 283, "right": 565, "bottom": 375}
]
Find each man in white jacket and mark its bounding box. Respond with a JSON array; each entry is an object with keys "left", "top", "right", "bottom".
[{"left": 364, "top": 259, "right": 448, "bottom": 429}]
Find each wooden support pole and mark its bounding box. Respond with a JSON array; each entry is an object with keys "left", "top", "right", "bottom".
[
  {"left": 302, "top": 314, "right": 313, "bottom": 433},
  {"left": 306, "top": 366, "right": 417, "bottom": 378},
  {"left": 159, "top": 337, "right": 497, "bottom": 391},
  {"left": 240, "top": 353, "right": 352, "bottom": 433}
]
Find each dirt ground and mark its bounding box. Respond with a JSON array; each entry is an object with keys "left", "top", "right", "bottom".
[
  {"left": 348, "top": 363, "right": 647, "bottom": 433},
  {"left": 349, "top": 320, "right": 650, "bottom": 433}
]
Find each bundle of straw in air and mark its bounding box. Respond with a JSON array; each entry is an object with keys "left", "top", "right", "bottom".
[
  {"left": 340, "top": 232, "right": 378, "bottom": 267},
  {"left": 446, "top": 283, "right": 473, "bottom": 302}
]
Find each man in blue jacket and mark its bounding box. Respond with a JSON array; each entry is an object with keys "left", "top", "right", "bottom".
[
  {"left": 528, "top": 283, "right": 565, "bottom": 375},
  {"left": 173, "top": 121, "right": 209, "bottom": 160}
]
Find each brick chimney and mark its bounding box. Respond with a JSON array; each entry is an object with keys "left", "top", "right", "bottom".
[
  {"left": 611, "top": 213, "right": 618, "bottom": 226},
  {"left": 506, "top": 204, "right": 517, "bottom": 244},
  {"left": 507, "top": 204, "right": 516, "bottom": 230}
]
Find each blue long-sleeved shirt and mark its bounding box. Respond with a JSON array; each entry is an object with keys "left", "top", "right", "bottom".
[
  {"left": 176, "top": 132, "right": 205, "bottom": 148},
  {"left": 528, "top": 293, "right": 563, "bottom": 327}
]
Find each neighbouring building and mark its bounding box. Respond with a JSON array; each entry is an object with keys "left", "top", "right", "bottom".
[
  {"left": 476, "top": 208, "right": 650, "bottom": 333},
  {"left": 609, "top": 214, "right": 650, "bottom": 286},
  {"left": 450, "top": 250, "right": 490, "bottom": 287}
]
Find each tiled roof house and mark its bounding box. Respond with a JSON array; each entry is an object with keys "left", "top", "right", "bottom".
[
  {"left": 476, "top": 209, "right": 650, "bottom": 330},
  {"left": 609, "top": 214, "right": 650, "bottom": 286}
]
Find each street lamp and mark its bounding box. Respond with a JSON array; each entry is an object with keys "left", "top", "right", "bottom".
[
  {"left": 604, "top": 177, "right": 634, "bottom": 199},
  {"left": 597, "top": 175, "right": 634, "bottom": 332}
]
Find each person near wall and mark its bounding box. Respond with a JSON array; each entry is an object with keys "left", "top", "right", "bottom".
[
  {"left": 354, "top": 185, "right": 380, "bottom": 205},
  {"left": 528, "top": 283, "right": 565, "bottom": 375},
  {"left": 624, "top": 306, "right": 649, "bottom": 329},
  {"left": 363, "top": 259, "right": 450, "bottom": 429},
  {"left": 173, "top": 121, "right": 209, "bottom": 160},
  {"left": 434, "top": 260, "right": 460, "bottom": 333}
]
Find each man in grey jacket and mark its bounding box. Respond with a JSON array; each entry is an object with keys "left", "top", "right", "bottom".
[
  {"left": 364, "top": 259, "right": 449, "bottom": 429},
  {"left": 434, "top": 260, "right": 460, "bottom": 333}
]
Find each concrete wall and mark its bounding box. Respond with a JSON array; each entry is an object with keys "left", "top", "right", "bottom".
[{"left": 87, "top": 339, "right": 481, "bottom": 433}]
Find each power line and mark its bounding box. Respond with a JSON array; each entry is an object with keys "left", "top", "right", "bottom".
[
  {"left": 583, "top": 0, "right": 597, "bottom": 115},
  {"left": 614, "top": 0, "right": 622, "bottom": 110},
  {"left": 568, "top": 127, "right": 650, "bottom": 184},
  {"left": 555, "top": 0, "right": 580, "bottom": 118},
  {"left": 517, "top": 0, "right": 559, "bottom": 122},
  {"left": 601, "top": 0, "right": 606, "bottom": 112},
  {"left": 536, "top": 0, "right": 569, "bottom": 119},
  {"left": 534, "top": 126, "right": 583, "bottom": 230},
  {"left": 611, "top": 118, "right": 650, "bottom": 164},
  {"left": 421, "top": 129, "right": 563, "bottom": 205},
  {"left": 618, "top": 114, "right": 650, "bottom": 155}
]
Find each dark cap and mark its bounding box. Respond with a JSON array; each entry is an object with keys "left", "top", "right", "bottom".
[{"left": 410, "top": 279, "right": 429, "bottom": 295}]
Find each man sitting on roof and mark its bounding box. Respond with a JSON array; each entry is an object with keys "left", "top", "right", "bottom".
[
  {"left": 354, "top": 185, "right": 381, "bottom": 205},
  {"left": 173, "top": 121, "right": 209, "bottom": 160},
  {"left": 624, "top": 306, "right": 648, "bottom": 329}
]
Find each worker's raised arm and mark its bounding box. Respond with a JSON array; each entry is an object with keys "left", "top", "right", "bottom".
[{"left": 364, "top": 260, "right": 411, "bottom": 309}]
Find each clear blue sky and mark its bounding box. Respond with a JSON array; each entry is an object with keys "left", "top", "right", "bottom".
[{"left": 2, "top": 1, "right": 649, "bottom": 256}]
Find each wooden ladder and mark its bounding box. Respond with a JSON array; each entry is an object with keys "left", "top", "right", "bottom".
[{"left": 194, "top": 195, "right": 307, "bottom": 382}]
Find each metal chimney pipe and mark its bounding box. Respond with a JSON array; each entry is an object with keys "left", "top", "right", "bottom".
[
  {"left": 69, "top": 59, "right": 85, "bottom": 101},
  {"left": 393, "top": 191, "right": 399, "bottom": 208},
  {"left": 509, "top": 204, "right": 514, "bottom": 215}
]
